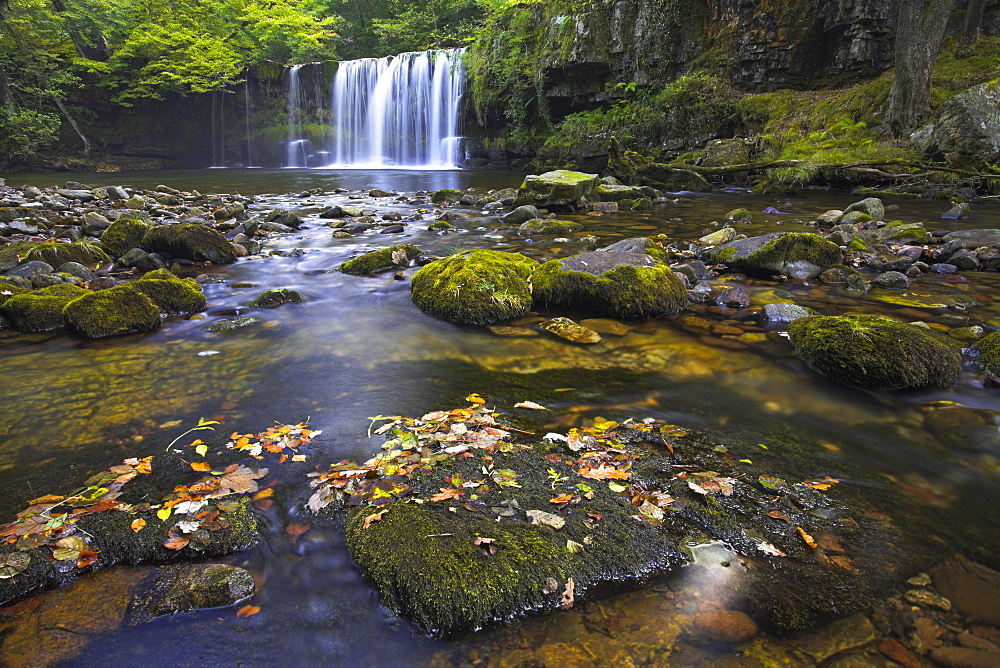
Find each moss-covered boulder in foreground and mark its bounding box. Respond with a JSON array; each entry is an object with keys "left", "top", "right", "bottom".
[
  {"left": 972, "top": 331, "right": 1000, "bottom": 376},
  {"left": 141, "top": 223, "right": 236, "bottom": 264},
  {"left": 513, "top": 170, "right": 599, "bottom": 208},
  {"left": 701, "top": 232, "right": 842, "bottom": 279},
  {"left": 24, "top": 242, "right": 110, "bottom": 271},
  {"left": 129, "top": 270, "right": 207, "bottom": 315},
  {"left": 788, "top": 315, "right": 962, "bottom": 389},
  {"left": 339, "top": 245, "right": 422, "bottom": 275},
  {"left": 100, "top": 218, "right": 151, "bottom": 258},
  {"left": 0, "top": 284, "right": 88, "bottom": 332},
  {"left": 533, "top": 251, "right": 687, "bottom": 318},
  {"left": 410, "top": 250, "right": 538, "bottom": 325},
  {"left": 319, "top": 401, "right": 898, "bottom": 636},
  {"left": 63, "top": 286, "right": 162, "bottom": 338}
]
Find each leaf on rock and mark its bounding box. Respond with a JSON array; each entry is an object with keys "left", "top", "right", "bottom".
[
  {"left": 430, "top": 488, "right": 463, "bottom": 502},
  {"left": 75, "top": 551, "right": 99, "bottom": 568},
  {"left": 0, "top": 552, "right": 30, "bottom": 579},
  {"left": 549, "top": 494, "right": 574, "bottom": 504},
  {"left": 465, "top": 393, "right": 486, "bottom": 405},
  {"left": 514, "top": 401, "right": 547, "bottom": 410},
  {"left": 801, "top": 477, "right": 840, "bottom": 491},
  {"left": 756, "top": 541, "right": 787, "bottom": 557},
  {"left": 560, "top": 577, "right": 575, "bottom": 609},
  {"left": 190, "top": 462, "right": 212, "bottom": 472},
  {"left": 766, "top": 510, "right": 790, "bottom": 521},
  {"left": 130, "top": 518, "right": 147, "bottom": 532},
  {"left": 796, "top": 526, "right": 817, "bottom": 548},
  {"left": 526, "top": 509, "right": 565, "bottom": 530},
  {"left": 164, "top": 536, "right": 190, "bottom": 550},
  {"left": 362, "top": 509, "right": 388, "bottom": 529}
]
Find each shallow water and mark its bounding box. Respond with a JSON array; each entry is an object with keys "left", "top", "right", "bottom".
[{"left": 1, "top": 169, "right": 1000, "bottom": 665}]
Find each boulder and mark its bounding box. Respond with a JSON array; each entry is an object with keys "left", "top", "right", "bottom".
[
  {"left": 911, "top": 80, "right": 1000, "bottom": 169},
  {"left": 141, "top": 223, "right": 236, "bottom": 264},
  {"left": 698, "top": 227, "right": 738, "bottom": 246},
  {"left": 62, "top": 286, "right": 162, "bottom": 338},
  {"left": 339, "top": 245, "right": 422, "bottom": 275},
  {"left": 129, "top": 270, "right": 207, "bottom": 315},
  {"left": 788, "top": 315, "right": 962, "bottom": 389},
  {"left": 761, "top": 303, "right": 811, "bottom": 328},
  {"left": 726, "top": 208, "right": 752, "bottom": 223},
  {"left": 872, "top": 271, "right": 909, "bottom": 289},
  {"left": 99, "top": 218, "right": 151, "bottom": 258},
  {"left": 701, "top": 138, "right": 754, "bottom": 167},
  {"left": 83, "top": 212, "right": 113, "bottom": 236},
  {"left": 518, "top": 219, "right": 582, "bottom": 235},
  {"left": 430, "top": 189, "right": 465, "bottom": 203},
  {"left": 126, "top": 564, "right": 255, "bottom": 626},
  {"left": 942, "top": 229, "right": 1000, "bottom": 249},
  {"left": 971, "top": 331, "right": 1000, "bottom": 376},
  {"left": 499, "top": 205, "right": 539, "bottom": 225},
  {"left": 843, "top": 197, "right": 885, "bottom": 221},
  {"left": 593, "top": 184, "right": 654, "bottom": 203},
  {"left": 513, "top": 170, "right": 599, "bottom": 208},
  {"left": 532, "top": 251, "right": 687, "bottom": 318},
  {"left": 410, "top": 250, "right": 538, "bottom": 325},
  {"left": 248, "top": 288, "right": 302, "bottom": 308},
  {"left": 701, "top": 233, "right": 842, "bottom": 279},
  {"left": 693, "top": 610, "right": 759, "bottom": 644},
  {"left": 0, "top": 284, "right": 87, "bottom": 332},
  {"left": 24, "top": 242, "right": 110, "bottom": 271},
  {"left": 264, "top": 209, "right": 303, "bottom": 229}
]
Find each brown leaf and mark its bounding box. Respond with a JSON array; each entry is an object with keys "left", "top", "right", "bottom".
[
  {"left": 286, "top": 522, "right": 311, "bottom": 543},
  {"left": 163, "top": 536, "right": 190, "bottom": 550},
  {"left": 549, "top": 494, "right": 574, "bottom": 504},
  {"left": 75, "top": 551, "right": 99, "bottom": 568},
  {"left": 429, "top": 487, "right": 463, "bottom": 502},
  {"left": 560, "top": 577, "right": 575, "bottom": 609},
  {"left": 236, "top": 605, "right": 260, "bottom": 618},
  {"left": 252, "top": 489, "right": 274, "bottom": 500},
  {"left": 766, "top": 510, "right": 790, "bottom": 521},
  {"left": 797, "top": 526, "right": 817, "bottom": 548},
  {"left": 578, "top": 465, "right": 630, "bottom": 480},
  {"left": 362, "top": 509, "right": 388, "bottom": 529}
]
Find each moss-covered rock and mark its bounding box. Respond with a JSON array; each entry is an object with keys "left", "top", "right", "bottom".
[
  {"left": 62, "top": 286, "right": 163, "bottom": 338},
  {"left": 701, "top": 232, "right": 842, "bottom": 279},
  {"left": 533, "top": 251, "right": 687, "bottom": 318},
  {"left": 141, "top": 223, "right": 236, "bottom": 264},
  {"left": 430, "top": 189, "right": 465, "bottom": 203},
  {"left": 518, "top": 219, "right": 583, "bottom": 235},
  {"left": 727, "top": 208, "right": 752, "bottom": 223},
  {"left": 24, "top": 242, "right": 110, "bottom": 271},
  {"left": 410, "top": 250, "right": 538, "bottom": 325},
  {"left": 972, "top": 331, "right": 1000, "bottom": 376},
  {"left": 0, "top": 284, "right": 88, "bottom": 332},
  {"left": 0, "top": 281, "right": 31, "bottom": 307},
  {"left": 878, "top": 221, "right": 929, "bottom": 244},
  {"left": 788, "top": 315, "right": 962, "bottom": 389},
  {"left": 339, "top": 245, "right": 422, "bottom": 275},
  {"left": 248, "top": 288, "right": 302, "bottom": 308},
  {"left": 593, "top": 184, "right": 653, "bottom": 203},
  {"left": 843, "top": 197, "right": 885, "bottom": 221},
  {"left": 129, "top": 274, "right": 207, "bottom": 315},
  {"left": 100, "top": 218, "right": 151, "bottom": 258},
  {"left": 513, "top": 170, "right": 599, "bottom": 208}
]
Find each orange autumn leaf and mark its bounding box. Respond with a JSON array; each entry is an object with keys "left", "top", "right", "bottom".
[
  {"left": 130, "top": 518, "right": 147, "bottom": 532},
  {"left": 797, "top": 526, "right": 817, "bottom": 548},
  {"left": 286, "top": 522, "right": 311, "bottom": 543},
  {"left": 252, "top": 489, "right": 274, "bottom": 500},
  {"left": 549, "top": 494, "right": 574, "bottom": 504},
  {"left": 76, "top": 551, "right": 99, "bottom": 568},
  {"left": 802, "top": 477, "right": 840, "bottom": 491},
  {"left": 429, "top": 487, "right": 463, "bottom": 502},
  {"left": 465, "top": 393, "right": 486, "bottom": 405},
  {"left": 236, "top": 605, "right": 260, "bottom": 618},
  {"left": 190, "top": 461, "right": 212, "bottom": 472},
  {"left": 163, "top": 536, "right": 190, "bottom": 550},
  {"left": 766, "top": 510, "right": 790, "bottom": 521},
  {"left": 362, "top": 509, "right": 388, "bottom": 529},
  {"left": 136, "top": 456, "right": 153, "bottom": 474},
  {"left": 28, "top": 494, "right": 64, "bottom": 505},
  {"left": 578, "top": 465, "right": 631, "bottom": 480}
]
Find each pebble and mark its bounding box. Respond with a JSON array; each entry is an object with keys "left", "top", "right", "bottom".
[
  {"left": 904, "top": 588, "right": 952, "bottom": 611},
  {"left": 907, "top": 573, "right": 932, "bottom": 586},
  {"left": 691, "top": 609, "right": 758, "bottom": 644}
]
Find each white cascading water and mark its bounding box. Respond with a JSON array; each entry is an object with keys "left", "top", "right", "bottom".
[
  {"left": 328, "top": 48, "right": 466, "bottom": 169},
  {"left": 285, "top": 64, "right": 310, "bottom": 168}
]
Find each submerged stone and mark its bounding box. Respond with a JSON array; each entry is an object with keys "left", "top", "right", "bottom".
[
  {"left": 410, "top": 250, "right": 538, "bottom": 325},
  {"left": 788, "top": 314, "right": 962, "bottom": 389},
  {"left": 126, "top": 564, "right": 255, "bottom": 626},
  {"left": 539, "top": 317, "right": 602, "bottom": 343}
]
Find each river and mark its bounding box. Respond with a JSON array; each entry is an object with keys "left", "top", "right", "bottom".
[{"left": 1, "top": 168, "right": 999, "bottom": 665}]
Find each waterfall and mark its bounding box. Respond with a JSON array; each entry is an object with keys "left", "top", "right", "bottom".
[
  {"left": 244, "top": 80, "right": 257, "bottom": 167},
  {"left": 285, "top": 64, "right": 309, "bottom": 168},
  {"left": 329, "top": 48, "right": 466, "bottom": 169},
  {"left": 211, "top": 90, "right": 226, "bottom": 167}
]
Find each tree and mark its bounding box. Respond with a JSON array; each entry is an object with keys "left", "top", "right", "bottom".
[{"left": 885, "top": 0, "right": 957, "bottom": 137}]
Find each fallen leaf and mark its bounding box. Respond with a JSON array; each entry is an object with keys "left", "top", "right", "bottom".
[
  {"left": 473, "top": 537, "right": 496, "bottom": 545},
  {"left": 549, "top": 494, "right": 574, "bottom": 504},
  {"left": 796, "top": 526, "right": 817, "bottom": 548},
  {"left": 291, "top": 454, "right": 307, "bottom": 462},
  {"left": 160, "top": 420, "right": 183, "bottom": 429},
  {"left": 561, "top": 577, "right": 575, "bottom": 609},
  {"left": 566, "top": 539, "right": 585, "bottom": 553},
  {"left": 430, "top": 488, "right": 463, "bottom": 502},
  {"left": 190, "top": 461, "right": 212, "bottom": 472},
  {"left": 130, "top": 518, "right": 147, "bottom": 532},
  {"left": 286, "top": 522, "right": 311, "bottom": 543},
  {"left": 75, "top": 551, "right": 99, "bottom": 568},
  {"left": 195, "top": 444, "right": 208, "bottom": 457},
  {"left": 756, "top": 541, "right": 787, "bottom": 557},
  {"left": 363, "top": 509, "right": 388, "bottom": 529},
  {"left": 236, "top": 605, "right": 260, "bottom": 618},
  {"left": 526, "top": 509, "right": 565, "bottom": 530},
  {"left": 163, "top": 536, "right": 190, "bottom": 550},
  {"left": 514, "top": 401, "right": 547, "bottom": 410},
  {"left": 252, "top": 489, "right": 274, "bottom": 500},
  {"left": 766, "top": 510, "right": 790, "bottom": 521},
  {"left": 466, "top": 393, "right": 486, "bottom": 405}
]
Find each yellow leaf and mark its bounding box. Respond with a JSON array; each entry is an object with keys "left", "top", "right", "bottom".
[
  {"left": 797, "top": 526, "right": 817, "bottom": 548},
  {"left": 195, "top": 443, "right": 208, "bottom": 457},
  {"left": 252, "top": 489, "right": 274, "bottom": 500},
  {"left": 291, "top": 454, "right": 306, "bottom": 462},
  {"left": 190, "top": 461, "right": 212, "bottom": 472},
  {"left": 465, "top": 393, "right": 486, "bottom": 405},
  {"left": 156, "top": 507, "right": 171, "bottom": 521}
]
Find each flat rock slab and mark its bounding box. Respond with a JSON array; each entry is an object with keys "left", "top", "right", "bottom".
[
  {"left": 942, "top": 229, "right": 1000, "bottom": 248},
  {"left": 559, "top": 251, "right": 660, "bottom": 275}
]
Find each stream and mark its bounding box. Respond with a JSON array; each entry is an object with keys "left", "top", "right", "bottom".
[{"left": 1, "top": 167, "right": 1000, "bottom": 666}]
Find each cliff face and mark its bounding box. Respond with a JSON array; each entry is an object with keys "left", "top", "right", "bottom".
[{"left": 471, "top": 0, "right": 997, "bottom": 122}]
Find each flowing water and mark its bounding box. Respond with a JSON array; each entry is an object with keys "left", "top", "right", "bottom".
[{"left": 2, "top": 168, "right": 1000, "bottom": 665}]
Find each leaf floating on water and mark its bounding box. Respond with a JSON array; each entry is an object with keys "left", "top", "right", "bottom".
[
  {"left": 796, "top": 526, "right": 817, "bottom": 548},
  {"left": 526, "top": 509, "right": 565, "bottom": 530},
  {"left": 514, "top": 401, "right": 548, "bottom": 410},
  {"left": 160, "top": 420, "right": 183, "bottom": 429},
  {"left": 286, "top": 522, "right": 311, "bottom": 543},
  {"left": 236, "top": 605, "right": 260, "bottom": 618},
  {"left": 560, "top": 577, "right": 575, "bottom": 609}
]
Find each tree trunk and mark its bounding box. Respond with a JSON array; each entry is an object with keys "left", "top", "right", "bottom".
[
  {"left": 0, "top": 67, "right": 12, "bottom": 110},
  {"left": 51, "top": 95, "right": 91, "bottom": 157},
  {"left": 962, "top": 0, "right": 986, "bottom": 42},
  {"left": 885, "top": 0, "right": 958, "bottom": 137},
  {"left": 49, "top": 0, "right": 110, "bottom": 61}
]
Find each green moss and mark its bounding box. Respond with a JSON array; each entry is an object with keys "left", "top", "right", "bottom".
[
  {"left": 518, "top": 218, "right": 582, "bottom": 235},
  {"left": 430, "top": 189, "right": 465, "bottom": 203},
  {"left": 428, "top": 221, "right": 454, "bottom": 232},
  {"left": 339, "top": 245, "right": 422, "bottom": 275},
  {"left": 248, "top": 288, "right": 302, "bottom": 308},
  {"left": 141, "top": 223, "right": 236, "bottom": 265},
  {"left": 972, "top": 331, "right": 1000, "bottom": 376},
  {"left": 532, "top": 260, "right": 687, "bottom": 318},
  {"left": 0, "top": 285, "right": 87, "bottom": 332},
  {"left": 410, "top": 250, "right": 538, "bottom": 325},
  {"left": 24, "top": 242, "right": 110, "bottom": 271},
  {"left": 100, "top": 218, "right": 151, "bottom": 258},
  {"left": 882, "top": 221, "right": 930, "bottom": 244},
  {"left": 129, "top": 276, "right": 207, "bottom": 315},
  {"left": 847, "top": 237, "right": 871, "bottom": 252},
  {"left": 788, "top": 315, "right": 962, "bottom": 389},
  {"left": 838, "top": 211, "right": 873, "bottom": 226},
  {"left": 714, "top": 246, "right": 738, "bottom": 262},
  {"left": 62, "top": 286, "right": 162, "bottom": 338},
  {"left": 0, "top": 282, "right": 30, "bottom": 307},
  {"left": 727, "top": 208, "right": 751, "bottom": 222}
]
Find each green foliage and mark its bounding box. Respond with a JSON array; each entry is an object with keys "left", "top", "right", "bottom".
[{"left": 0, "top": 107, "right": 60, "bottom": 158}]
